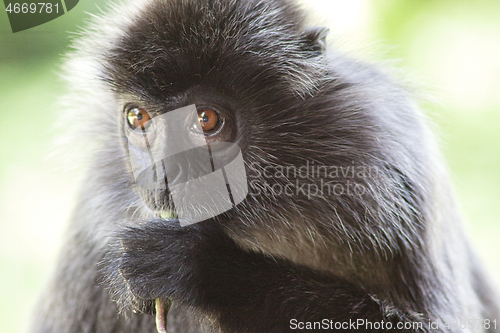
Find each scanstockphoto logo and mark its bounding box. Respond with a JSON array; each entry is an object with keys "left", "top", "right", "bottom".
[
  {"left": 247, "top": 161, "right": 383, "bottom": 200},
  {"left": 3, "top": 0, "right": 79, "bottom": 32},
  {"left": 127, "top": 105, "right": 248, "bottom": 227}
]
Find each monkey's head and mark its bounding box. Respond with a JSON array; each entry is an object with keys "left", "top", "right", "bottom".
[{"left": 92, "top": 0, "right": 354, "bottom": 228}]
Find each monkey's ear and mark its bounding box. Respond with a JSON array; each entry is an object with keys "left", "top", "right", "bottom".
[{"left": 302, "top": 27, "right": 329, "bottom": 53}]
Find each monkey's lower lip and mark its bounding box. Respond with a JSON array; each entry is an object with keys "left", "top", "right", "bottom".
[
  {"left": 155, "top": 298, "right": 171, "bottom": 333},
  {"left": 157, "top": 210, "right": 175, "bottom": 220}
]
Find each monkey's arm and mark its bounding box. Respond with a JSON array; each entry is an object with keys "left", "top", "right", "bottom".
[{"left": 116, "top": 219, "right": 422, "bottom": 333}]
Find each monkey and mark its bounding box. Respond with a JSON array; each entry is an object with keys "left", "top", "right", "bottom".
[{"left": 29, "top": 0, "right": 500, "bottom": 332}]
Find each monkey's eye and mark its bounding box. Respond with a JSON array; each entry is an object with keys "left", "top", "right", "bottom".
[
  {"left": 127, "top": 107, "right": 151, "bottom": 131},
  {"left": 197, "top": 108, "right": 220, "bottom": 133}
]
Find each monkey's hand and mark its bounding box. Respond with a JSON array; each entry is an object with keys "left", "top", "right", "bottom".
[
  {"left": 114, "top": 218, "right": 423, "bottom": 332},
  {"left": 116, "top": 218, "right": 209, "bottom": 303}
]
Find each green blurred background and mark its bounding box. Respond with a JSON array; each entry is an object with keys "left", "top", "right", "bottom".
[{"left": 0, "top": 0, "right": 499, "bottom": 332}]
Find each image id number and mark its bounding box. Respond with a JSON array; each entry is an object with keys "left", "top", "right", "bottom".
[{"left": 6, "top": 3, "right": 59, "bottom": 14}]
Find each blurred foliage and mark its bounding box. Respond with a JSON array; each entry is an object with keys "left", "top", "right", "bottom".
[
  {"left": 1, "top": 2, "right": 109, "bottom": 333},
  {"left": 1, "top": 1, "right": 499, "bottom": 332}
]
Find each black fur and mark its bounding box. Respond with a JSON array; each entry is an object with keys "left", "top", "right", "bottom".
[
  {"left": 30, "top": 0, "right": 500, "bottom": 332},
  {"left": 114, "top": 218, "right": 398, "bottom": 332}
]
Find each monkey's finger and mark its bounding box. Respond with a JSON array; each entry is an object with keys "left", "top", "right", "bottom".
[{"left": 155, "top": 298, "right": 171, "bottom": 333}]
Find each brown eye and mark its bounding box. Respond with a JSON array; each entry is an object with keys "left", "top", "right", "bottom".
[
  {"left": 198, "top": 108, "right": 219, "bottom": 132},
  {"left": 127, "top": 107, "right": 151, "bottom": 130}
]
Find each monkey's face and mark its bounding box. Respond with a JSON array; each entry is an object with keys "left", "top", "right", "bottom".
[{"left": 121, "top": 101, "right": 246, "bottom": 226}]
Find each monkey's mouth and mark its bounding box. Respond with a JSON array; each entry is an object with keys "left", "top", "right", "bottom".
[
  {"left": 136, "top": 187, "right": 177, "bottom": 220},
  {"left": 157, "top": 209, "right": 176, "bottom": 220},
  {"left": 155, "top": 298, "right": 171, "bottom": 333}
]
